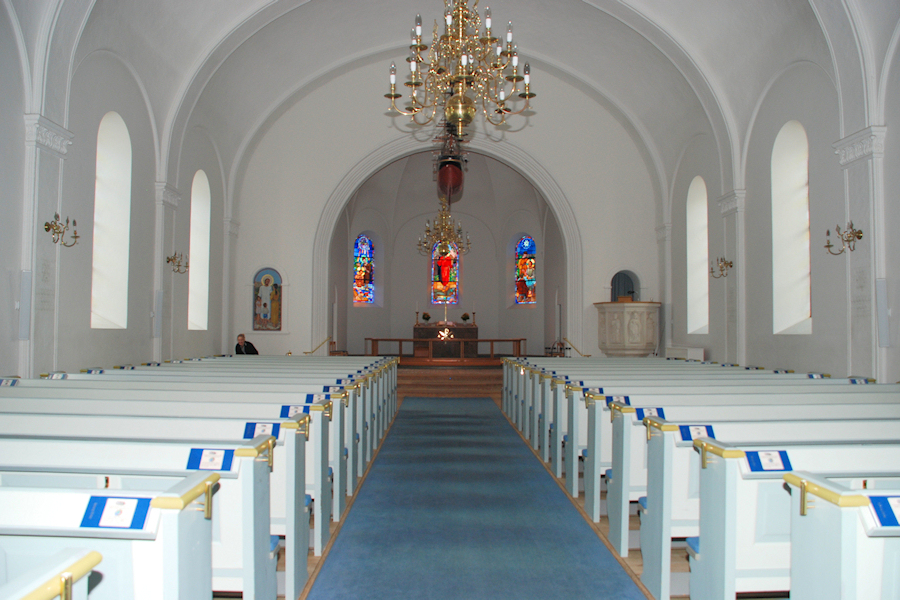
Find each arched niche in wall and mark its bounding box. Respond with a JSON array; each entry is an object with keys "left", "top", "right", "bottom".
[{"left": 611, "top": 270, "right": 639, "bottom": 301}]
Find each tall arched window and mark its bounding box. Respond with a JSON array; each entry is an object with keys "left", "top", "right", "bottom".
[
  {"left": 686, "top": 176, "right": 709, "bottom": 333},
  {"left": 353, "top": 234, "right": 374, "bottom": 303},
  {"left": 90, "top": 111, "right": 132, "bottom": 329},
  {"left": 771, "top": 120, "right": 811, "bottom": 334},
  {"left": 188, "top": 170, "right": 211, "bottom": 330},
  {"left": 515, "top": 235, "right": 536, "bottom": 304},
  {"left": 431, "top": 242, "right": 459, "bottom": 304}
]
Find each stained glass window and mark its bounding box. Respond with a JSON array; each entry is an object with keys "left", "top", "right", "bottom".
[
  {"left": 353, "top": 234, "right": 374, "bottom": 303},
  {"left": 515, "top": 235, "right": 536, "bottom": 304},
  {"left": 431, "top": 241, "right": 459, "bottom": 304}
]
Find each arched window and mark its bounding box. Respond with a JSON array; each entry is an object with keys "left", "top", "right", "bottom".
[
  {"left": 188, "top": 170, "right": 211, "bottom": 330},
  {"left": 515, "top": 235, "right": 536, "bottom": 304},
  {"left": 431, "top": 241, "right": 459, "bottom": 304},
  {"left": 771, "top": 120, "right": 811, "bottom": 334},
  {"left": 686, "top": 176, "right": 709, "bottom": 333},
  {"left": 353, "top": 234, "right": 374, "bottom": 303},
  {"left": 90, "top": 111, "right": 132, "bottom": 329}
]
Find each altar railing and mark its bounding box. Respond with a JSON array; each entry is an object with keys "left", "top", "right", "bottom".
[{"left": 365, "top": 338, "right": 526, "bottom": 358}]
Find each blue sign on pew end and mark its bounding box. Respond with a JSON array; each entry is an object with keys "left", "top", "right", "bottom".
[
  {"left": 746, "top": 450, "right": 792, "bottom": 472},
  {"left": 871, "top": 497, "right": 900, "bottom": 527},
  {"left": 636, "top": 408, "right": 665, "bottom": 420},
  {"left": 243, "top": 423, "right": 280, "bottom": 439},
  {"left": 679, "top": 425, "right": 715, "bottom": 442},
  {"left": 81, "top": 496, "right": 151, "bottom": 529},
  {"left": 187, "top": 448, "right": 235, "bottom": 471}
]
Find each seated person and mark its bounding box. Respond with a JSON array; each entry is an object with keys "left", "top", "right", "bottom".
[{"left": 235, "top": 333, "right": 259, "bottom": 355}]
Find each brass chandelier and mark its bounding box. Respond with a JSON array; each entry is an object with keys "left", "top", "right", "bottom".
[
  {"left": 417, "top": 200, "right": 471, "bottom": 256},
  {"left": 386, "top": 0, "right": 535, "bottom": 136}
]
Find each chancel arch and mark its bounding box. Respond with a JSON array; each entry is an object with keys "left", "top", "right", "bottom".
[{"left": 314, "top": 135, "right": 583, "bottom": 356}]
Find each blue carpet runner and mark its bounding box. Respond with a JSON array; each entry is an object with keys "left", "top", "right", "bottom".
[{"left": 306, "top": 397, "right": 646, "bottom": 599}]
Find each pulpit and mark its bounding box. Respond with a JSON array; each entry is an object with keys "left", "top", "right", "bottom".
[
  {"left": 594, "top": 300, "right": 661, "bottom": 357},
  {"left": 413, "top": 322, "right": 478, "bottom": 358}
]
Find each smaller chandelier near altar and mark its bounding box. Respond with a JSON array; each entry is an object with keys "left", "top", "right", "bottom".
[
  {"left": 417, "top": 200, "right": 471, "bottom": 256},
  {"left": 386, "top": 0, "right": 535, "bottom": 136}
]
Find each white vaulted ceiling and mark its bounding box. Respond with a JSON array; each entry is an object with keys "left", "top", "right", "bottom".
[{"left": 9, "top": 0, "right": 889, "bottom": 212}]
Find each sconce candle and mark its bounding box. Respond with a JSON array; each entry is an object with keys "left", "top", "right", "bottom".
[
  {"left": 166, "top": 252, "right": 189, "bottom": 274},
  {"left": 709, "top": 257, "right": 733, "bottom": 279},
  {"left": 825, "top": 222, "right": 863, "bottom": 256},
  {"left": 44, "top": 213, "right": 79, "bottom": 247}
]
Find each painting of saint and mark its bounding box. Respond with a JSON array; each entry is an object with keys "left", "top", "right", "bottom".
[{"left": 253, "top": 268, "right": 282, "bottom": 331}]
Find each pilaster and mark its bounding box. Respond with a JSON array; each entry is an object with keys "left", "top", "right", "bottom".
[
  {"left": 153, "top": 183, "right": 180, "bottom": 361},
  {"left": 717, "top": 190, "right": 746, "bottom": 365},
  {"left": 833, "top": 126, "right": 886, "bottom": 379},
  {"left": 656, "top": 223, "right": 672, "bottom": 351},
  {"left": 21, "top": 114, "right": 74, "bottom": 377}
]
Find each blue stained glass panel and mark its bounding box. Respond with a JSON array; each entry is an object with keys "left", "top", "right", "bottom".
[
  {"left": 515, "top": 235, "right": 536, "bottom": 304},
  {"left": 353, "top": 235, "right": 374, "bottom": 303}
]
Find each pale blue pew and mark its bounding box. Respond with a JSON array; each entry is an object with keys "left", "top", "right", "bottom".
[
  {"left": 784, "top": 471, "right": 900, "bottom": 600},
  {"left": 0, "top": 471, "right": 219, "bottom": 600},
  {"left": 0, "top": 548, "right": 101, "bottom": 600}
]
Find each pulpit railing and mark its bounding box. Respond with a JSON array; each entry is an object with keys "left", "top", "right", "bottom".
[{"left": 364, "top": 338, "right": 526, "bottom": 358}]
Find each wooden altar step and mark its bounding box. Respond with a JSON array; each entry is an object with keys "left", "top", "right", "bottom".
[{"left": 397, "top": 366, "right": 503, "bottom": 403}]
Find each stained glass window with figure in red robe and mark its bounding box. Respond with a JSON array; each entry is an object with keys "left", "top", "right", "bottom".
[
  {"left": 353, "top": 234, "right": 374, "bottom": 303},
  {"left": 515, "top": 235, "right": 536, "bottom": 304},
  {"left": 431, "top": 241, "right": 459, "bottom": 304}
]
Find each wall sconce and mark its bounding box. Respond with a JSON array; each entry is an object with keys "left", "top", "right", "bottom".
[
  {"left": 44, "top": 213, "right": 79, "bottom": 247},
  {"left": 166, "top": 253, "right": 189, "bottom": 274},
  {"left": 709, "top": 257, "right": 733, "bottom": 279},
  {"left": 825, "top": 222, "right": 862, "bottom": 255}
]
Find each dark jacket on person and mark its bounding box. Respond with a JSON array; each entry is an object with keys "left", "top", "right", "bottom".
[{"left": 235, "top": 341, "right": 259, "bottom": 355}]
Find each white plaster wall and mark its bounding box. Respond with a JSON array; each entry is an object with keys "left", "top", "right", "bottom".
[
  {"left": 743, "top": 63, "right": 847, "bottom": 375},
  {"left": 669, "top": 133, "right": 725, "bottom": 359},
  {"left": 231, "top": 61, "right": 659, "bottom": 356},
  {"left": 56, "top": 52, "right": 157, "bottom": 371},
  {"left": 0, "top": 5, "right": 25, "bottom": 375}
]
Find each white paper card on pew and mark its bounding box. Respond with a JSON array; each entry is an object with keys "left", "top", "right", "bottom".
[
  {"left": 746, "top": 450, "right": 792, "bottom": 472},
  {"left": 606, "top": 395, "right": 629, "bottom": 406},
  {"left": 870, "top": 497, "right": 900, "bottom": 527},
  {"left": 679, "top": 425, "right": 715, "bottom": 441},
  {"left": 243, "top": 422, "right": 280, "bottom": 439},
  {"left": 81, "top": 496, "right": 151, "bottom": 529},
  {"left": 186, "top": 448, "right": 235, "bottom": 471}
]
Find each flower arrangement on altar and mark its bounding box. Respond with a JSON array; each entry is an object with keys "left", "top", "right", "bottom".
[
  {"left": 461, "top": 313, "right": 470, "bottom": 322},
  {"left": 422, "top": 312, "right": 431, "bottom": 322}
]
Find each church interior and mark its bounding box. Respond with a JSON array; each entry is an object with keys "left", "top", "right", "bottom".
[{"left": 2, "top": 0, "right": 900, "bottom": 598}]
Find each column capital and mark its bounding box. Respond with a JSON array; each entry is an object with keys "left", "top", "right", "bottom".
[
  {"left": 24, "top": 114, "right": 73, "bottom": 159},
  {"left": 833, "top": 126, "right": 886, "bottom": 167},
  {"left": 155, "top": 182, "right": 180, "bottom": 208},
  {"left": 717, "top": 189, "right": 746, "bottom": 216}
]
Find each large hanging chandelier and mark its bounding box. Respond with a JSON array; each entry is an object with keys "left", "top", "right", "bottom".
[
  {"left": 386, "top": 0, "right": 535, "bottom": 136},
  {"left": 417, "top": 200, "right": 471, "bottom": 256}
]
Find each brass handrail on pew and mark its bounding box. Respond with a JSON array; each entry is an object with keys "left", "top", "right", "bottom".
[
  {"left": 304, "top": 336, "right": 332, "bottom": 355},
  {"left": 364, "top": 337, "right": 527, "bottom": 358},
  {"left": 19, "top": 550, "right": 103, "bottom": 600},
  {"left": 562, "top": 337, "right": 591, "bottom": 357}
]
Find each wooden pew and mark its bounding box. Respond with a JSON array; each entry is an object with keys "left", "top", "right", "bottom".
[
  {"left": 0, "top": 548, "right": 102, "bottom": 600},
  {"left": 603, "top": 389, "right": 900, "bottom": 552},
  {"left": 0, "top": 471, "right": 219, "bottom": 599},
  {"left": 784, "top": 471, "right": 900, "bottom": 600},
  {"left": 0, "top": 385, "right": 351, "bottom": 522},
  {"left": 0, "top": 434, "right": 285, "bottom": 599},
  {"left": 688, "top": 438, "right": 900, "bottom": 600},
  {"left": 639, "top": 416, "right": 900, "bottom": 600},
  {"left": 563, "top": 376, "right": 874, "bottom": 498},
  {"left": 0, "top": 410, "right": 330, "bottom": 557}
]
